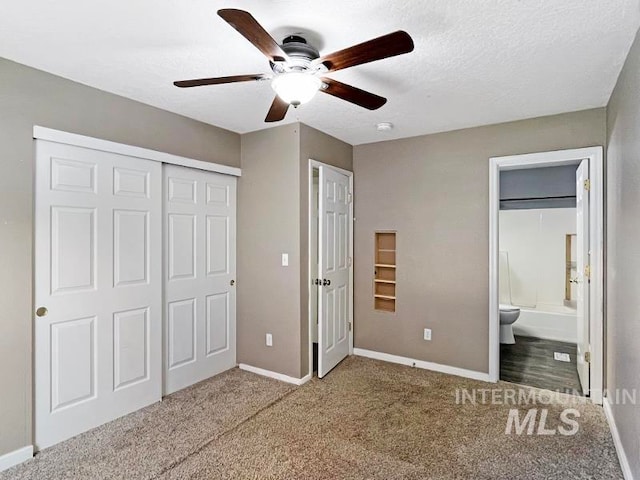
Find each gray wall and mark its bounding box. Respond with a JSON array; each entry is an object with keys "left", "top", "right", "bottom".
[
  {"left": 238, "top": 124, "right": 302, "bottom": 377},
  {"left": 237, "top": 123, "right": 352, "bottom": 379},
  {"left": 298, "top": 124, "right": 353, "bottom": 375},
  {"left": 500, "top": 165, "right": 578, "bottom": 210},
  {"left": 605, "top": 28, "right": 640, "bottom": 478},
  {"left": 0, "top": 58, "right": 240, "bottom": 457},
  {"left": 353, "top": 108, "right": 605, "bottom": 373}
]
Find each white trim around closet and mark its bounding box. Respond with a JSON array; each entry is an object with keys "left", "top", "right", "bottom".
[{"left": 33, "top": 126, "right": 241, "bottom": 177}]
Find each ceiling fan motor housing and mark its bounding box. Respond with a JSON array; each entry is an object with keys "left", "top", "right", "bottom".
[{"left": 272, "top": 35, "right": 320, "bottom": 73}]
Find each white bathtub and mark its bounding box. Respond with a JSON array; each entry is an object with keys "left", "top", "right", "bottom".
[{"left": 512, "top": 303, "right": 577, "bottom": 343}]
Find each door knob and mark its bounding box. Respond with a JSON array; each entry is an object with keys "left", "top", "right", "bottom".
[
  {"left": 36, "top": 307, "right": 48, "bottom": 317},
  {"left": 323, "top": 279, "right": 331, "bottom": 286},
  {"left": 230, "top": 280, "right": 235, "bottom": 286}
]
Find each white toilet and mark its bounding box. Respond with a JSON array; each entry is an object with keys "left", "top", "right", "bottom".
[
  {"left": 499, "top": 304, "right": 520, "bottom": 344},
  {"left": 499, "top": 251, "right": 520, "bottom": 344}
]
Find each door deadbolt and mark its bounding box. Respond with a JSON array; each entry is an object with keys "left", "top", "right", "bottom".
[{"left": 36, "top": 307, "right": 48, "bottom": 317}]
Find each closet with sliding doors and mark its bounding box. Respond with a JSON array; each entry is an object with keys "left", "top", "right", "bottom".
[{"left": 33, "top": 129, "right": 237, "bottom": 450}]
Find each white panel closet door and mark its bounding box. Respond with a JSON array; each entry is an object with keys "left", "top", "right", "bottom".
[
  {"left": 164, "top": 164, "right": 236, "bottom": 394},
  {"left": 35, "top": 140, "right": 162, "bottom": 450},
  {"left": 318, "top": 166, "right": 350, "bottom": 378}
]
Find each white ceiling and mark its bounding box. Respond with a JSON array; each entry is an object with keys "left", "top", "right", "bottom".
[{"left": 1, "top": 1, "right": 639, "bottom": 145}]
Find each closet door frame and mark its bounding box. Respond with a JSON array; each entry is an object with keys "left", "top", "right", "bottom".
[{"left": 32, "top": 126, "right": 241, "bottom": 449}]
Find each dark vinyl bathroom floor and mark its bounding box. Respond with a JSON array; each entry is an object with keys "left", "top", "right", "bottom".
[{"left": 500, "top": 335, "right": 584, "bottom": 396}]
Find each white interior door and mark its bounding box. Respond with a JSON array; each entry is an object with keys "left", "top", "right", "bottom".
[
  {"left": 164, "top": 164, "right": 236, "bottom": 394},
  {"left": 35, "top": 140, "right": 162, "bottom": 450},
  {"left": 576, "top": 159, "right": 590, "bottom": 394},
  {"left": 318, "top": 166, "right": 350, "bottom": 378}
]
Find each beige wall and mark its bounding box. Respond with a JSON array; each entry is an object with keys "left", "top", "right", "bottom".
[
  {"left": 237, "top": 124, "right": 302, "bottom": 377},
  {"left": 605, "top": 28, "right": 640, "bottom": 478},
  {"left": 298, "top": 124, "right": 353, "bottom": 375},
  {"left": 0, "top": 58, "right": 240, "bottom": 457},
  {"left": 237, "top": 123, "right": 352, "bottom": 379},
  {"left": 353, "top": 108, "right": 605, "bottom": 373}
]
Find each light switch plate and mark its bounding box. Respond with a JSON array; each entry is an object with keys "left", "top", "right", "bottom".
[
  {"left": 281, "top": 253, "right": 289, "bottom": 267},
  {"left": 423, "top": 328, "right": 432, "bottom": 341},
  {"left": 266, "top": 333, "right": 273, "bottom": 347}
]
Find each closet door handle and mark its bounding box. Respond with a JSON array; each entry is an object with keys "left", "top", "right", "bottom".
[{"left": 322, "top": 279, "right": 331, "bottom": 286}]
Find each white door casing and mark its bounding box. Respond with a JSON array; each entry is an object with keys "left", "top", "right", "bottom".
[
  {"left": 163, "top": 164, "right": 236, "bottom": 394},
  {"left": 318, "top": 166, "right": 350, "bottom": 378},
  {"left": 34, "top": 140, "right": 162, "bottom": 450},
  {"left": 576, "top": 159, "right": 590, "bottom": 395},
  {"left": 489, "top": 147, "right": 603, "bottom": 403}
]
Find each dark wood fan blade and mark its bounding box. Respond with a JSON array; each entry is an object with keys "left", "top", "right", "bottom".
[
  {"left": 218, "top": 9, "right": 288, "bottom": 63},
  {"left": 265, "top": 95, "right": 289, "bottom": 122},
  {"left": 316, "top": 31, "right": 414, "bottom": 73},
  {"left": 174, "top": 74, "right": 269, "bottom": 88},
  {"left": 320, "top": 78, "right": 387, "bottom": 110}
]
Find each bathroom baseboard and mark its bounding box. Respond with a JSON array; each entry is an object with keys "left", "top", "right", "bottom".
[{"left": 353, "top": 348, "right": 491, "bottom": 382}]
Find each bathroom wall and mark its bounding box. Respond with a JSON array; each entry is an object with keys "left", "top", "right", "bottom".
[
  {"left": 500, "top": 165, "right": 578, "bottom": 210},
  {"left": 499, "top": 208, "right": 576, "bottom": 308},
  {"left": 499, "top": 208, "right": 577, "bottom": 342}
]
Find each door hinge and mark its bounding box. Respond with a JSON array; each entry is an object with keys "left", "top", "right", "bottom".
[
  {"left": 347, "top": 192, "right": 353, "bottom": 204},
  {"left": 349, "top": 322, "right": 352, "bottom": 332},
  {"left": 348, "top": 256, "right": 353, "bottom": 267},
  {"left": 584, "top": 264, "right": 591, "bottom": 280},
  {"left": 584, "top": 179, "right": 591, "bottom": 191},
  {"left": 585, "top": 351, "right": 591, "bottom": 363}
]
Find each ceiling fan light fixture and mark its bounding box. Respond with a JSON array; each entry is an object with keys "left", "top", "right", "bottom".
[{"left": 271, "top": 72, "right": 321, "bottom": 106}]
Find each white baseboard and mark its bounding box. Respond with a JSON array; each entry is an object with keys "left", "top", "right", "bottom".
[
  {"left": 0, "top": 445, "right": 33, "bottom": 472},
  {"left": 238, "top": 364, "right": 311, "bottom": 386},
  {"left": 353, "top": 348, "right": 491, "bottom": 382},
  {"left": 603, "top": 397, "right": 634, "bottom": 480}
]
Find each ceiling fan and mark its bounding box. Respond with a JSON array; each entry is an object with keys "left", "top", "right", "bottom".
[{"left": 174, "top": 9, "right": 415, "bottom": 122}]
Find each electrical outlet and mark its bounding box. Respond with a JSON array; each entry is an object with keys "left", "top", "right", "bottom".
[
  {"left": 423, "top": 328, "right": 432, "bottom": 341},
  {"left": 266, "top": 333, "right": 273, "bottom": 347},
  {"left": 554, "top": 352, "right": 570, "bottom": 362},
  {"left": 281, "top": 253, "right": 289, "bottom": 266}
]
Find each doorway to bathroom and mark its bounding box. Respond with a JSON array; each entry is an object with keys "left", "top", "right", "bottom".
[{"left": 488, "top": 148, "right": 604, "bottom": 403}]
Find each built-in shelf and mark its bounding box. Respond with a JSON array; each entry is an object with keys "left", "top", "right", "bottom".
[
  {"left": 374, "top": 231, "right": 396, "bottom": 313},
  {"left": 374, "top": 294, "right": 396, "bottom": 300}
]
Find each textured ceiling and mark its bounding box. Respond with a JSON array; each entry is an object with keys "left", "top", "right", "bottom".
[{"left": 1, "top": 0, "right": 639, "bottom": 145}]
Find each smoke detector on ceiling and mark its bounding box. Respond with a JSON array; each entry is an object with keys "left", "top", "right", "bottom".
[{"left": 376, "top": 122, "right": 394, "bottom": 132}]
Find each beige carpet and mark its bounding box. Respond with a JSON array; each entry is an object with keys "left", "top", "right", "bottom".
[{"left": 1, "top": 357, "right": 621, "bottom": 479}]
